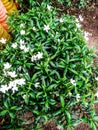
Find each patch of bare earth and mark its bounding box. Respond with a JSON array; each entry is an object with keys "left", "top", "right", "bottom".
[{"left": 81, "top": 5, "right": 98, "bottom": 53}]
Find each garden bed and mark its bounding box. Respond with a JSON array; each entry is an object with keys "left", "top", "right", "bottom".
[{"left": 0, "top": 1, "right": 98, "bottom": 130}]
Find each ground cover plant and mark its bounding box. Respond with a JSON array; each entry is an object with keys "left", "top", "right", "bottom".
[
  {"left": 58, "top": 0, "right": 92, "bottom": 9},
  {"left": 0, "top": 1, "right": 98, "bottom": 130},
  {"left": 14, "top": 0, "right": 92, "bottom": 12}
]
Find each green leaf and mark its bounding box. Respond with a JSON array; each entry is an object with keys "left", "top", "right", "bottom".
[
  {"left": 4, "top": 100, "right": 9, "bottom": 108},
  {"left": 65, "top": 111, "right": 71, "bottom": 124},
  {"left": 0, "top": 110, "right": 8, "bottom": 116},
  {"left": 60, "top": 95, "right": 65, "bottom": 108},
  {"left": 24, "top": 95, "right": 29, "bottom": 104},
  {"left": 14, "top": 61, "right": 23, "bottom": 65},
  {"left": 53, "top": 110, "right": 62, "bottom": 116},
  {"left": 93, "top": 116, "right": 98, "bottom": 121},
  {"left": 90, "top": 121, "right": 97, "bottom": 130},
  {"left": 10, "top": 106, "right": 18, "bottom": 110},
  {"left": 33, "top": 110, "right": 40, "bottom": 115},
  {"left": 9, "top": 112, "right": 15, "bottom": 119},
  {"left": 68, "top": 68, "right": 78, "bottom": 75}
]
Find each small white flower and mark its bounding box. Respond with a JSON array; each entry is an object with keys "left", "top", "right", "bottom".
[
  {"left": 79, "top": 15, "right": 84, "bottom": 22},
  {"left": 75, "top": 18, "right": 79, "bottom": 23},
  {"left": 20, "top": 44, "right": 25, "bottom": 50},
  {"left": 18, "top": 66, "right": 22, "bottom": 71},
  {"left": 59, "top": 18, "right": 63, "bottom": 23},
  {"left": 95, "top": 91, "right": 98, "bottom": 98},
  {"left": 93, "top": 16, "right": 96, "bottom": 19},
  {"left": 76, "top": 23, "right": 81, "bottom": 28},
  {"left": 0, "top": 38, "right": 6, "bottom": 44},
  {"left": 20, "top": 39, "right": 25, "bottom": 44},
  {"left": 20, "top": 30, "right": 25, "bottom": 35},
  {"left": 9, "top": 81, "right": 16, "bottom": 89},
  {"left": 24, "top": 47, "right": 29, "bottom": 52},
  {"left": 12, "top": 43, "right": 17, "bottom": 48},
  {"left": 76, "top": 94, "right": 80, "bottom": 100},
  {"left": 69, "top": 92, "right": 72, "bottom": 96},
  {"left": 58, "top": 39, "right": 60, "bottom": 42},
  {"left": 17, "top": 78, "right": 26, "bottom": 86},
  {"left": 20, "top": 24, "right": 24, "bottom": 28},
  {"left": 12, "top": 86, "right": 18, "bottom": 93},
  {"left": 22, "top": 94, "right": 26, "bottom": 99},
  {"left": 7, "top": 71, "right": 17, "bottom": 78},
  {"left": 0, "top": 85, "right": 8, "bottom": 93},
  {"left": 47, "top": 5, "right": 51, "bottom": 11},
  {"left": 44, "top": 25, "right": 50, "bottom": 32},
  {"left": 4, "top": 62, "right": 11, "bottom": 70},
  {"left": 37, "top": 52, "right": 43, "bottom": 60},
  {"left": 84, "top": 31, "right": 90, "bottom": 42},
  {"left": 33, "top": 27, "right": 36, "bottom": 31},
  {"left": 34, "top": 82, "right": 40, "bottom": 88},
  {"left": 70, "top": 78, "right": 76, "bottom": 86},
  {"left": 31, "top": 55, "right": 37, "bottom": 62},
  {"left": 95, "top": 77, "right": 98, "bottom": 81}
]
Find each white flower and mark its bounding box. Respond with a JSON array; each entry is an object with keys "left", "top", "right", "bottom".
[
  {"left": 12, "top": 85, "right": 18, "bottom": 93},
  {"left": 34, "top": 82, "right": 40, "bottom": 88},
  {"left": 76, "top": 23, "right": 81, "bottom": 28},
  {"left": 76, "top": 94, "right": 80, "bottom": 100},
  {"left": 24, "top": 46, "right": 29, "bottom": 52},
  {"left": 37, "top": 52, "right": 43, "bottom": 60},
  {"left": 0, "top": 85, "right": 8, "bottom": 93},
  {"left": 83, "top": 31, "right": 91, "bottom": 42},
  {"left": 69, "top": 92, "right": 72, "bottom": 96},
  {"left": 20, "top": 30, "right": 25, "bottom": 35},
  {"left": 4, "top": 62, "right": 11, "bottom": 70},
  {"left": 20, "top": 44, "right": 25, "bottom": 50},
  {"left": 0, "top": 38, "right": 6, "bottom": 44},
  {"left": 20, "top": 24, "right": 24, "bottom": 28},
  {"left": 31, "top": 52, "right": 43, "bottom": 62},
  {"left": 59, "top": 18, "right": 63, "bottom": 23},
  {"left": 79, "top": 15, "right": 84, "bottom": 22},
  {"left": 7, "top": 71, "right": 17, "bottom": 78},
  {"left": 75, "top": 18, "right": 79, "bottom": 23},
  {"left": 95, "top": 91, "right": 98, "bottom": 98},
  {"left": 9, "top": 81, "right": 16, "bottom": 89},
  {"left": 18, "top": 66, "right": 22, "bottom": 71},
  {"left": 12, "top": 43, "right": 17, "bottom": 48},
  {"left": 95, "top": 77, "right": 98, "bottom": 81},
  {"left": 31, "top": 55, "right": 37, "bottom": 62},
  {"left": 44, "top": 25, "right": 50, "bottom": 32},
  {"left": 8, "top": 80, "right": 18, "bottom": 93},
  {"left": 58, "top": 39, "right": 60, "bottom": 42},
  {"left": 70, "top": 78, "right": 76, "bottom": 86},
  {"left": 22, "top": 94, "right": 26, "bottom": 99},
  {"left": 16, "top": 78, "right": 26, "bottom": 86},
  {"left": 33, "top": 27, "right": 36, "bottom": 31},
  {"left": 20, "top": 39, "right": 25, "bottom": 44},
  {"left": 47, "top": 5, "right": 51, "bottom": 11}
]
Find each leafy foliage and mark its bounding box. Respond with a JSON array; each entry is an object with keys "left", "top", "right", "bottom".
[
  {"left": 0, "top": 1, "right": 98, "bottom": 129},
  {"left": 58, "top": 0, "right": 92, "bottom": 9}
]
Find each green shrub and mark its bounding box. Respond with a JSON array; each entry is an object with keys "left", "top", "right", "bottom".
[
  {"left": 0, "top": 2, "right": 98, "bottom": 129},
  {"left": 58, "top": 0, "right": 91, "bottom": 9}
]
